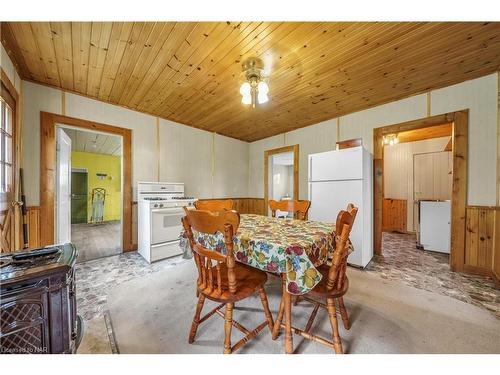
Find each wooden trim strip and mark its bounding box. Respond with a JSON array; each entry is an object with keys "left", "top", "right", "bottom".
[
  {"left": 156, "top": 117, "right": 160, "bottom": 182},
  {"left": 1, "top": 68, "right": 19, "bottom": 100},
  {"left": 40, "top": 111, "right": 133, "bottom": 251}
]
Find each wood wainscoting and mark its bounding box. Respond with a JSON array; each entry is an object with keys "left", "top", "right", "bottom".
[
  {"left": 464, "top": 206, "right": 500, "bottom": 284},
  {"left": 24, "top": 206, "right": 41, "bottom": 249},
  {"left": 382, "top": 198, "right": 407, "bottom": 233},
  {"left": 232, "top": 198, "right": 266, "bottom": 215}
]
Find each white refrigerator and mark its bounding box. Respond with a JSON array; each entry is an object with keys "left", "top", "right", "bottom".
[{"left": 308, "top": 146, "right": 373, "bottom": 268}]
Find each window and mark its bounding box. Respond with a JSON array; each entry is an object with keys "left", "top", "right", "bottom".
[{"left": 0, "top": 83, "right": 15, "bottom": 197}]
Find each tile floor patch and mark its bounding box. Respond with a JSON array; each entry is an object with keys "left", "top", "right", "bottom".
[{"left": 366, "top": 232, "right": 499, "bottom": 318}]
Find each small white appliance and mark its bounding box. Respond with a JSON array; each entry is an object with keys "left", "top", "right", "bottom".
[
  {"left": 418, "top": 200, "right": 451, "bottom": 254},
  {"left": 308, "top": 146, "right": 373, "bottom": 268},
  {"left": 137, "top": 182, "right": 196, "bottom": 263}
]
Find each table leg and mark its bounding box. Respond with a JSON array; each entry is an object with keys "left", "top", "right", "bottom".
[{"left": 283, "top": 275, "right": 293, "bottom": 354}]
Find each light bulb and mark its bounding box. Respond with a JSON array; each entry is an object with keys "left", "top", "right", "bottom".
[
  {"left": 257, "top": 81, "right": 269, "bottom": 95},
  {"left": 242, "top": 93, "right": 252, "bottom": 105},
  {"left": 258, "top": 92, "right": 269, "bottom": 104},
  {"left": 389, "top": 139, "right": 394, "bottom": 146},
  {"left": 240, "top": 82, "right": 251, "bottom": 96},
  {"left": 394, "top": 137, "right": 399, "bottom": 144}
]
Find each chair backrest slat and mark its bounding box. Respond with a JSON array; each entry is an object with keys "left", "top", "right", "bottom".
[
  {"left": 182, "top": 208, "right": 240, "bottom": 295},
  {"left": 327, "top": 204, "right": 358, "bottom": 292},
  {"left": 268, "top": 199, "right": 311, "bottom": 220},
  {"left": 194, "top": 199, "right": 234, "bottom": 212}
]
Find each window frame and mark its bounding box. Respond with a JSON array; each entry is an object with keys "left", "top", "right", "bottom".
[{"left": 0, "top": 70, "right": 18, "bottom": 205}]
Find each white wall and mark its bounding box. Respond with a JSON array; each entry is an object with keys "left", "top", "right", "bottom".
[
  {"left": 21, "top": 81, "right": 249, "bottom": 206},
  {"left": 249, "top": 73, "right": 499, "bottom": 207},
  {"left": 384, "top": 137, "right": 452, "bottom": 231},
  {"left": 249, "top": 118, "right": 337, "bottom": 199},
  {"left": 1, "top": 44, "right": 21, "bottom": 93},
  {"left": 13, "top": 69, "right": 500, "bottom": 209}
]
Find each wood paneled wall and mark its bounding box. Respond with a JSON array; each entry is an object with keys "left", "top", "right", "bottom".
[
  {"left": 382, "top": 199, "right": 407, "bottom": 233},
  {"left": 26, "top": 206, "right": 41, "bottom": 249},
  {"left": 230, "top": 198, "right": 266, "bottom": 216},
  {"left": 464, "top": 206, "right": 500, "bottom": 281}
]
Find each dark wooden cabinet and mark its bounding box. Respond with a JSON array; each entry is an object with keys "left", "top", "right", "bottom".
[{"left": 1, "top": 244, "right": 79, "bottom": 354}]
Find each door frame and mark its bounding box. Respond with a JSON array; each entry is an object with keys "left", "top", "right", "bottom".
[
  {"left": 264, "top": 144, "right": 299, "bottom": 214},
  {"left": 373, "top": 110, "right": 468, "bottom": 272},
  {"left": 40, "top": 112, "right": 133, "bottom": 251},
  {"left": 1, "top": 68, "right": 20, "bottom": 251}
]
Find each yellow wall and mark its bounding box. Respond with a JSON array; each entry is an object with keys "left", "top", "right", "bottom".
[{"left": 71, "top": 151, "right": 121, "bottom": 222}]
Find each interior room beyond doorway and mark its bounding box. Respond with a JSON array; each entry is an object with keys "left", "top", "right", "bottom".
[
  {"left": 59, "top": 126, "right": 123, "bottom": 262},
  {"left": 381, "top": 122, "right": 453, "bottom": 270}
]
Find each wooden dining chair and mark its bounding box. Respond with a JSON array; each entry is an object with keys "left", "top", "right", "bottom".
[
  {"left": 181, "top": 208, "right": 274, "bottom": 354},
  {"left": 194, "top": 199, "right": 234, "bottom": 211},
  {"left": 268, "top": 199, "right": 311, "bottom": 220},
  {"left": 272, "top": 204, "right": 358, "bottom": 354}
]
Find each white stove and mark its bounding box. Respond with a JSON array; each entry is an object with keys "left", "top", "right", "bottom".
[{"left": 137, "top": 182, "right": 197, "bottom": 263}]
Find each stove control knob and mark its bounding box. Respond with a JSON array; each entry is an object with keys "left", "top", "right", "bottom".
[
  {"left": 159, "top": 203, "right": 164, "bottom": 208},
  {"left": 154, "top": 204, "right": 158, "bottom": 208}
]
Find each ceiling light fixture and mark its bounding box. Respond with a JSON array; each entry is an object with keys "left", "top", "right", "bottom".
[
  {"left": 240, "top": 57, "right": 269, "bottom": 108},
  {"left": 382, "top": 134, "right": 399, "bottom": 146}
]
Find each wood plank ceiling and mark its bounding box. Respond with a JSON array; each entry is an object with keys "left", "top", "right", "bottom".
[
  {"left": 62, "top": 128, "right": 122, "bottom": 155},
  {"left": 2, "top": 22, "right": 500, "bottom": 142},
  {"left": 396, "top": 123, "right": 452, "bottom": 144}
]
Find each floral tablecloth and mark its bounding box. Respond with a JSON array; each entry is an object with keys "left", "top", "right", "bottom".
[{"left": 191, "top": 214, "right": 343, "bottom": 295}]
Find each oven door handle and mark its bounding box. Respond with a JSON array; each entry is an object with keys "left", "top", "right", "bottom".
[{"left": 151, "top": 208, "right": 184, "bottom": 215}]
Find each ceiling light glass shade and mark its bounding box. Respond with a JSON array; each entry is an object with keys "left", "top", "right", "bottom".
[
  {"left": 241, "top": 93, "right": 252, "bottom": 105},
  {"left": 258, "top": 92, "right": 269, "bottom": 104},
  {"left": 393, "top": 137, "right": 399, "bottom": 144},
  {"left": 240, "top": 82, "right": 251, "bottom": 96},
  {"left": 257, "top": 81, "right": 269, "bottom": 95}
]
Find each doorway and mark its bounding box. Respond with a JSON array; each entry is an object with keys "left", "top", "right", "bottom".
[
  {"left": 373, "top": 111, "right": 468, "bottom": 272},
  {"left": 380, "top": 123, "right": 453, "bottom": 275},
  {"left": 56, "top": 126, "right": 123, "bottom": 262},
  {"left": 264, "top": 145, "right": 299, "bottom": 216},
  {"left": 40, "top": 112, "right": 133, "bottom": 254}
]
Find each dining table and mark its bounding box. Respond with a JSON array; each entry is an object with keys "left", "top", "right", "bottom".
[{"left": 191, "top": 213, "right": 350, "bottom": 354}]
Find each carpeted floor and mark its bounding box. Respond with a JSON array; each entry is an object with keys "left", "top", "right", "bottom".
[{"left": 106, "top": 261, "right": 500, "bottom": 354}]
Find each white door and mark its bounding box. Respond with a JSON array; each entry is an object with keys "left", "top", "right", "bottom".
[
  {"left": 413, "top": 151, "right": 452, "bottom": 231},
  {"left": 309, "top": 179, "right": 364, "bottom": 267},
  {"left": 56, "top": 128, "right": 72, "bottom": 244}
]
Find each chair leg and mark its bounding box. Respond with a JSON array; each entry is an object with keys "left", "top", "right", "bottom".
[
  {"left": 272, "top": 276, "right": 287, "bottom": 340},
  {"left": 223, "top": 303, "right": 234, "bottom": 354},
  {"left": 293, "top": 296, "right": 301, "bottom": 306},
  {"left": 338, "top": 297, "right": 351, "bottom": 330},
  {"left": 189, "top": 294, "right": 206, "bottom": 343},
  {"left": 326, "top": 297, "right": 343, "bottom": 354},
  {"left": 258, "top": 287, "right": 275, "bottom": 333},
  {"left": 283, "top": 290, "right": 293, "bottom": 354},
  {"left": 272, "top": 296, "right": 284, "bottom": 340}
]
